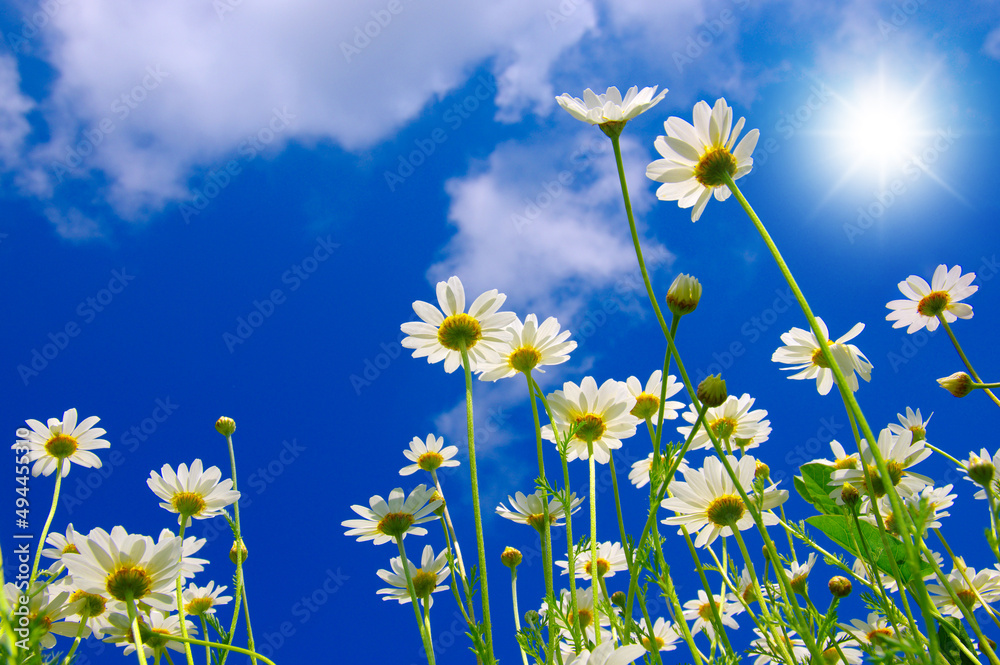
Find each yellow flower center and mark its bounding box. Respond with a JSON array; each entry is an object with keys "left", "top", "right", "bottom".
[
  {"left": 105, "top": 565, "right": 153, "bottom": 601},
  {"left": 583, "top": 557, "right": 611, "bottom": 578},
  {"left": 641, "top": 635, "right": 665, "bottom": 651},
  {"left": 705, "top": 494, "right": 745, "bottom": 528},
  {"left": 376, "top": 512, "right": 415, "bottom": 538},
  {"left": 145, "top": 628, "right": 173, "bottom": 650},
  {"left": 171, "top": 491, "right": 207, "bottom": 517},
  {"left": 956, "top": 589, "right": 978, "bottom": 610},
  {"left": 697, "top": 602, "right": 715, "bottom": 621},
  {"left": 417, "top": 451, "right": 444, "bottom": 472},
  {"left": 631, "top": 394, "right": 660, "bottom": 420},
  {"left": 185, "top": 597, "right": 215, "bottom": 615},
  {"left": 862, "top": 462, "right": 903, "bottom": 498},
  {"left": 44, "top": 433, "right": 78, "bottom": 459},
  {"left": 525, "top": 512, "right": 556, "bottom": 530},
  {"left": 69, "top": 590, "right": 107, "bottom": 618},
  {"left": 709, "top": 417, "right": 738, "bottom": 440},
  {"left": 867, "top": 627, "right": 894, "bottom": 646},
  {"left": 909, "top": 425, "right": 926, "bottom": 443},
  {"left": 694, "top": 146, "right": 738, "bottom": 187},
  {"left": 508, "top": 347, "right": 542, "bottom": 373},
  {"left": 822, "top": 647, "right": 842, "bottom": 664},
  {"left": 833, "top": 456, "right": 858, "bottom": 470},
  {"left": 412, "top": 570, "right": 438, "bottom": 598},
  {"left": 810, "top": 340, "right": 836, "bottom": 369},
  {"left": 917, "top": 291, "right": 950, "bottom": 317},
  {"left": 62, "top": 543, "right": 79, "bottom": 554},
  {"left": 437, "top": 313, "right": 483, "bottom": 351},
  {"left": 573, "top": 414, "right": 606, "bottom": 443},
  {"left": 571, "top": 608, "right": 593, "bottom": 629}
]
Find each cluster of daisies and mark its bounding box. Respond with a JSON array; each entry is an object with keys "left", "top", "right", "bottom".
[
  {"left": 339, "top": 81, "right": 999, "bottom": 665},
  {"left": 7, "top": 409, "right": 242, "bottom": 662}
]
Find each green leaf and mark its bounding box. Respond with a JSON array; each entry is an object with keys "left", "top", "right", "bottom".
[
  {"left": 938, "top": 616, "right": 979, "bottom": 665},
  {"left": 805, "top": 514, "right": 933, "bottom": 585},
  {"left": 795, "top": 463, "right": 841, "bottom": 515}
]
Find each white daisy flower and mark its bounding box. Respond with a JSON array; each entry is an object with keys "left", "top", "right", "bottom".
[
  {"left": 926, "top": 561, "right": 1000, "bottom": 617},
  {"left": 682, "top": 589, "right": 743, "bottom": 639},
  {"left": 400, "top": 275, "right": 516, "bottom": 374},
  {"left": 661, "top": 454, "right": 787, "bottom": 548},
  {"left": 104, "top": 609, "right": 196, "bottom": 657},
  {"left": 399, "top": 434, "right": 459, "bottom": 476},
  {"left": 785, "top": 553, "right": 818, "bottom": 594},
  {"left": 162, "top": 530, "right": 210, "bottom": 580},
  {"left": 646, "top": 97, "right": 759, "bottom": 222},
  {"left": 41, "top": 523, "right": 81, "bottom": 574},
  {"left": 886, "top": 264, "right": 977, "bottom": 333},
  {"left": 495, "top": 489, "right": 583, "bottom": 530},
  {"left": 565, "top": 641, "right": 647, "bottom": 665},
  {"left": 14, "top": 408, "right": 110, "bottom": 477},
  {"left": 641, "top": 617, "right": 680, "bottom": 652},
  {"left": 555, "top": 85, "right": 667, "bottom": 125},
  {"left": 478, "top": 314, "right": 576, "bottom": 382},
  {"left": 147, "top": 459, "right": 240, "bottom": 524},
  {"left": 888, "top": 407, "right": 931, "bottom": 445},
  {"left": 544, "top": 586, "right": 611, "bottom": 642},
  {"left": 625, "top": 370, "right": 684, "bottom": 421},
  {"left": 183, "top": 581, "right": 232, "bottom": 616},
  {"left": 62, "top": 526, "right": 183, "bottom": 612},
  {"left": 376, "top": 544, "right": 450, "bottom": 608},
  {"left": 342, "top": 485, "right": 441, "bottom": 545},
  {"left": 4, "top": 582, "right": 82, "bottom": 648},
  {"left": 771, "top": 318, "right": 873, "bottom": 396},
  {"left": 676, "top": 394, "right": 769, "bottom": 452},
  {"left": 809, "top": 440, "right": 859, "bottom": 470},
  {"left": 541, "top": 377, "right": 639, "bottom": 464},
  {"left": 630, "top": 454, "right": 688, "bottom": 491},
  {"left": 962, "top": 448, "right": 999, "bottom": 500},
  {"left": 822, "top": 634, "right": 865, "bottom": 665},
  {"left": 839, "top": 612, "right": 902, "bottom": 654},
  {"left": 831, "top": 428, "right": 931, "bottom": 500},
  {"left": 555, "top": 540, "right": 628, "bottom": 580},
  {"left": 750, "top": 628, "right": 810, "bottom": 665}
]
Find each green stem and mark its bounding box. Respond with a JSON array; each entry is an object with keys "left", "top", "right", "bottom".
[
  {"left": 396, "top": 535, "right": 436, "bottom": 665},
  {"left": 724, "top": 172, "right": 939, "bottom": 665},
  {"left": 437, "top": 511, "right": 473, "bottom": 625},
  {"left": 200, "top": 617, "right": 210, "bottom": 665},
  {"left": 126, "top": 595, "right": 150, "bottom": 665},
  {"left": 586, "top": 441, "right": 601, "bottom": 646},
  {"left": 938, "top": 317, "right": 1000, "bottom": 408},
  {"left": 157, "top": 633, "right": 279, "bottom": 665},
  {"left": 526, "top": 370, "right": 556, "bottom": 664},
  {"left": 220, "top": 430, "right": 252, "bottom": 665},
  {"left": 29, "top": 459, "right": 64, "bottom": 588},
  {"left": 510, "top": 566, "right": 530, "bottom": 665},
  {"left": 460, "top": 346, "right": 495, "bottom": 663},
  {"left": 175, "top": 520, "right": 195, "bottom": 665}
]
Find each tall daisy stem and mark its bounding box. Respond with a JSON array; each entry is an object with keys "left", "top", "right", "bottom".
[
  {"left": 29, "top": 459, "right": 64, "bottom": 588},
  {"left": 724, "top": 171, "right": 939, "bottom": 665},
  {"left": 126, "top": 595, "right": 150, "bottom": 665},
  {"left": 509, "top": 565, "right": 530, "bottom": 665},
  {"left": 526, "top": 370, "right": 556, "bottom": 663},
  {"left": 175, "top": 520, "right": 195, "bottom": 665},
  {"left": 396, "top": 535, "right": 437, "bottom": 665},
  {"left": 586, "top": 441, "right": 601, "bottom": 645},
  {"left": 220, "top": 426, "right": 254, "bottom": 665},
  {"left": 460, "top": 347, "right": 495, "bottom": 663}
]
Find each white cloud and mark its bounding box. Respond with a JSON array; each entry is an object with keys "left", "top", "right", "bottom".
[
  {"left": 0, "top": 54, "right": 34, "bottom": 170},
  {"left": 985, "top": 25, "right": 1000, "bottom": 60},
  {"left": 8, "top": 0, "right": 595, "bottom": 228},
  {"left": 429, "top": 130, "right": 672, "bottom": 322}
]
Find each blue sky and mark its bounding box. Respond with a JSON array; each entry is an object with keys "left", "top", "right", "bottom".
[{"left": 3, "top": 0, "right": 1000, "bottom": 663}]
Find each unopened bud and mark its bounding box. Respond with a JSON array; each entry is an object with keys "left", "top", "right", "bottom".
[
  {"left": 841, "top": 483, "right": 860, "bottom": 507},
  {"left": 697, "top": 374, "right": 727, "bottom": 408},
  {"left": 828, "top": 576, "right": 852, "bottom": 598},
  {"left": 230, "top": 540, "right": 248, "bottom": 565},
  {"left": 611, "top": 591, "right": 627, "bottom": 609},
  {"left": 666, "top": 274, "right": 702, "bottom": 316},
  {"left": 501, "top": 547, "right": 522, "bottom": 569},
  {"left": 754, "top": 461, "right": 770, "bottom": 481},
  {"left": 524, "top": 610, "right": 539, "bottom": 627},
  {"left": 968, "top": 453, "right": 996, "bottom": 489},
  {"left": 937, "top": 372, "right": 972, "bottom": 398},
  {"left": 215, "top": 417, "right": 236, "bottom": 436}
]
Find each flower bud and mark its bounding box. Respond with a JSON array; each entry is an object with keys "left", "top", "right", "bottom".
[
  {"left": 754, "top": 461, "right": 770, "bottom": 481},
  {"left": 841, "top": 483, "right": 860, "bottom": 508},
  {"left": 501, "top": 546, "right": 522, "bottom": 569},
  {"left": 968, "top": 453, "right": 996, "bottom": 489},
  {"left": 430, "top": 490, "right": 446, "bottom": 516},
  {"left": 230, "top": 540, "right": 248, "bottom": 565},
  {"left": 215, "top": 417, "right": 236, "bottom": 436},
  {"left": 611, "top": 591, "right": 627, "bottom": 609},
  {"left": 524, "top": 610, "right": 540, "bottom": 627},
  {"left": 828, "top": 576, "right": 852, "bottom": 598},
  {"left": 697, "top": 374, "right": 727, "bottom": 408},
  {"left": 937, "top": 372, "right": 972, "bottom": 398},
  {"left": 666, "top": 274, "right": 702, "bottom": 316}
]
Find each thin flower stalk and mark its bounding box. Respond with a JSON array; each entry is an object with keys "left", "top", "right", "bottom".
[
  {"left": 586, "top": 440, "right": 601, "bottom": 645},
  {"left": 508, "top": 563, "right": 529, "bottom": 665},
  {"left": 526, "top": 370, "right": 557, "bottom": 664},
  {"left": 437, "top": 518, "right": 473, "bottom": 625},
  {"left": 175, "top": 521, "right": 196, "bottom": 665},
  {"left": 460, "top": 346, "right": 495, "bottom": 663},
  {"left": 220, "top": 425, "right": 254, "bottom": 665},
  {"left": 29, "top": 459, "right": 65, "bottom": 588},
  {"left": 396, "top": 535, "right": 437, "bottom": 665},
  {"left": 430, "top": 471, "right": 476, "bottom": 624},
  {"left": 937, "top": 316, "right": 1000, "bottom": 409},
  {"left": 150, "top": 633, "right": 278, "bottom": 665},
  {"left": 723, "top": 171, "right": 939, "bottom": 665},
  {"left": 125, "top": 596, "right": 149, "bottom": 665}
]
